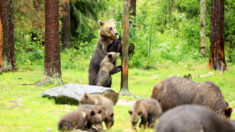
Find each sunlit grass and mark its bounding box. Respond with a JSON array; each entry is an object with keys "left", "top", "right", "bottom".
[{"left": 0, "top": 59, "right": 235, "bottom": 132}]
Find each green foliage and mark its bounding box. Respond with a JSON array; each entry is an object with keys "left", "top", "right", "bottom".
[
  {"left": 70, "top": 0, "right": 105, "bottom": 48},
  {"left": 225, "top": 0, "right": 235, "bottom": 62},
  {"left": 13, "top": 0, "right": 235, "bottom": 69}
]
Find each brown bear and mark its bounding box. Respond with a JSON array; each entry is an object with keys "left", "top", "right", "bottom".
[
  {"left": 96, "top": 52, "right": 121, "bottom": 87},
  {"left": 79, "top": 104, "right": 114, "bottom": 130},
  {"left": 128, "top": 98, "right": 162, "bottom": 129},
  {"left": 57, "top": 108, "right": 102, "bottom": 131},
  {"left": 80, "top": 93, "right": 114, "bottom": 129},
  {"left": 230, "top": 120, "right": 235, "bottom": 130},
  {"left": 88, "top": 19, "right": 134, "bottom": 86},
  {"left": 155, "top": 105, "right": 235, "bottom": 132},
  {"left": 151, "top": 76, "right": 233, "bottom": 119}
]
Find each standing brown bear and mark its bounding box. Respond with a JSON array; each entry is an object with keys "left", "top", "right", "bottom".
[
  {"left": 88, "top": 19, "right": 134, "bottom": 86},
  {"left": 128, "top": 98, "right": 162, "bottom": 129},
  {"left": 151, "top": 77, "right": 233, "bottom": 119}
]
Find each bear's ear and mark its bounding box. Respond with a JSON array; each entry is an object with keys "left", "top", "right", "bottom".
[
  {"left": 98, "top": 108, "right": 102, "bottom": 114},
  {"left": 84, "top": 93, "right": 88, "bottom": 98},
  {"left": 108, "top": 54, "right": 113, "bottom": 60},
  {"left": 225, "top": 106, "right": 233, "bottom": 118},
  {"left": 90, "top": 110, "right": 95, "bottom": 116},
  {"left": 128, "top": 110, "right": 133, "bottom": 115},
  {"left": 98, "top": 20, "right": 104, "bottom": 26},
  {"left": 110, "top": 113, "right": 114, "bottom": 118},
  {"left": 138, "top": 112, "right": 142, "bottom": 116}
]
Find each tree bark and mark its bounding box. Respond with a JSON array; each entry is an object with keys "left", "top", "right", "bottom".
[
  {"left": 44, "top": 0, "right": 62, "bottom": 83},
  {"left": 120, "top": 0, "right": 134, "bottom": 96},
  {"left": 171, "top": 0, "right": 175, "bottom": 15},
  {"left": 62, "top": 0, "right": 71, "bottom": 49},
  {"left": 2, "top": 0, "right": 16, "bottom": 71},
  {"left": 200, "top": 0, "right": 206, "bottom": 56},
  {"left": 129, "top": 0, "right": 136, "bottom": 38},
  {"left": 208, "top": 0, "right": 227, "bottom": 73},
  {"left": 0, "top": 0, "right": 3, "bottom": 72}
]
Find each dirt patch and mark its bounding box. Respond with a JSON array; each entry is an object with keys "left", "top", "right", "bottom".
[{"left": 116, "top": 99, "right": 135, "bottom": 106}]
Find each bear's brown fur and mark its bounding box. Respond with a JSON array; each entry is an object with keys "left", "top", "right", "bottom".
[
  {"left": 230, "top": 120, "right": 235, "bottom": 130},
  {"left": 151, "top": 76, "right": 233, "bottom": 119},
  {"left": 80, "top": 93, "right": 114, "bottom": 129},
  {"left": 155, "top": 105, "right": 235, "bottom": 132},
  {"left": 89, "top": 19, "right": 118, "bottom": 86},
  {"left": 58, "top": 108, "right": 102, "bottom": 131},
  {"left": 96, "top": 52, "right": 121, "bottom": 87},
  {"left": 128, "top": 98, "right": 162, "bottom": 129},
  {"left": 88, "top": 19, "right": 135, "bottom": 86}
]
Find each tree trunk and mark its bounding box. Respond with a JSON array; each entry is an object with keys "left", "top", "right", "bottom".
[
  {"left": 120, "top": 0, "right": 134, "bottom": 96},
  {"left": 62, "top": 0, "right": 71, "bottom": 49},
  {"left": 129, "top": 0, "right": 136, "bottom": 38},
  {"left": 171, "top": 0, "right": 175, "bottom": 15},
  {"left": 0, "top": 0, "right": 3, "bottom": 72},
  {"left": 200, "top": 0, "right": 206, "bottom": 56},
  {"left": 130, "top": 0, "right": 136, "bottom": 18},
  {"left": 44, "top": 0, "right": 61, "bottom": 83},
  {"left": 208, "top": 0, "right": 227, "bottom": 73},
  {"left": 2, "top": 0, "right": 16, "bottom": 71}
]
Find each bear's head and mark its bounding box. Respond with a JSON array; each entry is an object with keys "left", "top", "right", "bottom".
[
  {"left": 128, "top": 110, "right": 142, "bottom": 129},
  {"left": 104, "top": 110, "right": 114, "bottom": 129},
  {"left": 99, "top": 19, "right": 118, "bottom": 40},
  {"left": 80, "top": 93, "right": 95, "bottom": 105},
  {"left": 89, "top": 108, "right": 103, "bottom": 131},
  {"left": 106, "top": 52, "right": 120, "bottom": 64}
]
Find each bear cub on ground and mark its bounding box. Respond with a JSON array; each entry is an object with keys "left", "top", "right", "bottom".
[
  {"left": 151, "top": 76, "right": 233, "bottom": 119},
  {"left": 96, "top": 52, "right": 121, "bottom": 87},
  {"left": 58, "top": 107, "right": 103, "bottom": 131},
  {"left": 80, "top": 93, "right": 114, "bottom": 129},
  {"left": 128, "top": 98, "right": 162, "bottom": 129}
]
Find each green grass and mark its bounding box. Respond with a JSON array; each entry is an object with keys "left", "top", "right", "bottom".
[{"left": 0, "top": 59, "right": 235, "bottom": 132}]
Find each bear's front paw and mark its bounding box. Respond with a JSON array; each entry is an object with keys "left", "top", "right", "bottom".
[
  {"left": 117, "top": 65, "right": 122, "bottom": 71},
  {"left": 118, "top": 35, "right": 122, "bottom": 41}
]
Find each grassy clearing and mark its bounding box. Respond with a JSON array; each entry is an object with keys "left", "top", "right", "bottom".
[{"left": 0, "top": 59, "right": 235, "bottom": 132}]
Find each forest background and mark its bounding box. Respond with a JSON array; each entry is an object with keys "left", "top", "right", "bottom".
[{"left": 0, "top": 0, "right": 235, "bottom": 131}]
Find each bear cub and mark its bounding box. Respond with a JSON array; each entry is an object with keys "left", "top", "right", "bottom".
[
  {"left": 128, "top": 98, "right": 162, "bottom": 129},
  {"left": 96, "top": 52, "right": 121, "bottom": 87},
  {"left": 58, "top": 107, "right": 103, "bottom": 131},
  {"left": 80, "top": 93, "right": 114, "bottom": 129}
]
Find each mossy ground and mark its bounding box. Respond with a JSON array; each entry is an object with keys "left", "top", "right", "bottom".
[{"left": 0, "top": 59, "right": 235, "bottom": 132}]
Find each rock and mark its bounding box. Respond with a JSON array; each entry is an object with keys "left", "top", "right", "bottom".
[{"left": 41, "top": 84, "right": 119, "bottom": 105}]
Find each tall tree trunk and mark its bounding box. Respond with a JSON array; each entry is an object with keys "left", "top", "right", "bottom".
[
  {"left": 44, "top": 0, "right": 61, "bottom": 83},
  {"left": 200, "top": 0, "right": 206, "bottom": 56},
  {"left": 171, "top": 0, "right": 175, "bottom": 15},
  {"left": 0, "top": 0, "right": 3, "bottom": 72},
  {"left": 2, "top": 0, "right": 16, "bottom": 71},
  {"left": 208, "top": 0, "right": 227, "bottom": 74},
  {"left": 120, "top": 0, "right": 134, "bottom": 96},
  {"left": 62, "top": 0, "right": 71, "bottom": 49},
  {"left": 129, "top": 0, "right": 136, "bottom": 38}
]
